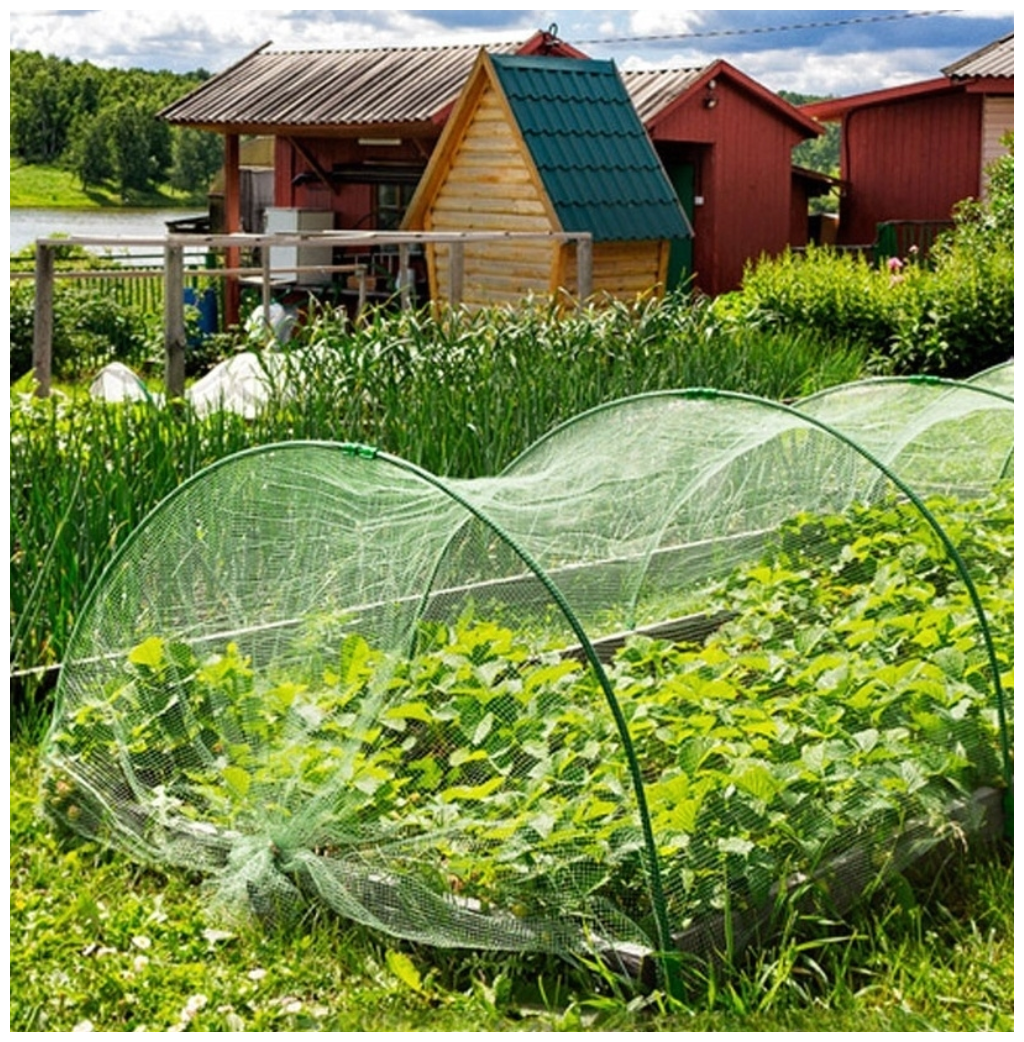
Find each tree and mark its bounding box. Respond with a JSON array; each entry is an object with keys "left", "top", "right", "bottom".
[
  {"left": 108, "top": 103, "right": 156, "bottom": 196},
  {"left": 170, "top": 127, "right": 223, "bottom": 194},
  {"left": 66, "top": 113, "right": 112, "bottom": 189},
  {"left": 10, "top": 53, "right": 76, "bottom": 163}
]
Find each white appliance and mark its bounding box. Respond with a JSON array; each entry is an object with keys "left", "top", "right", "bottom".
[{"left": 263, "top": 208, "right": 334, "bottom": 285}]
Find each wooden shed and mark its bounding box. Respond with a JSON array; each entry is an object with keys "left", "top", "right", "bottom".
[
  {"left": 620, "top": 62, "right": 824, "bottom": 297},
  {"left": 801, "top": 33, "right": 1014, "bottom": 249},
  {"left": 401, "top": 52, "right": 692, "bottom": 307}
]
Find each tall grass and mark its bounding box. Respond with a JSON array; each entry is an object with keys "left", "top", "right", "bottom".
[
  {"left": 268, "top": 293, "right": 867, "bottom": 475},
  {"left": 10, "top": 292, "right": 868, "bottom": 733}
]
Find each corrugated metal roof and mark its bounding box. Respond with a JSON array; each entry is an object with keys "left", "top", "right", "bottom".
[
  {"left": 489, "top": 55, "right": 692, "bottom": 243},
  {"left": 618, "top": 67, "right": 704, "bottom": 124},
  {"left": 159, "top": 39, "right": 533, "bottom": 129},
  {"left": 942, "top": 32, "right": 1014, "bottom": 79}
]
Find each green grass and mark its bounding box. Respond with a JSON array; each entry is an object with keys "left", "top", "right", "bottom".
[
  {"left": 9, "top": 741, "right": 1013, "bottom": 1030},
  {"left": 10, "top": 160, "right": 202, "bottom": 209}
]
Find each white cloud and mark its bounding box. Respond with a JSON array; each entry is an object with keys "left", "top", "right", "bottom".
[
  {"left": 942, "top": 9, "right": 1015, "bottom": 19},
  {"left": 8, "top": 8, "right": 1015, "bottom": 92},
  {"left": 625, "top": 10, "right": 708, "bottom": 37},
  {"left": 730, "top": 48, "right": 937, "bottom": 96}
]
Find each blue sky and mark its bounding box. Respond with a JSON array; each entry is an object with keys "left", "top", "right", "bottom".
[{"left": 8, "top": 8, "right": 1015, "bottom": 96}]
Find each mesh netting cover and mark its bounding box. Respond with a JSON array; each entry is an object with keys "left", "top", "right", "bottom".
[{"left": 42, "top": 377, "right": 1013, "bottom": 985}]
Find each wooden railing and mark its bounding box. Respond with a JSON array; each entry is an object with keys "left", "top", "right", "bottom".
[{"left": 27, "top": 229, "right": 594, "bottom": 399}]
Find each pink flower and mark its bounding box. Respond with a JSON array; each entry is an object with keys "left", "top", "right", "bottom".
[{"left": 887, "top": 256, "right": 904, "bottom": 272}]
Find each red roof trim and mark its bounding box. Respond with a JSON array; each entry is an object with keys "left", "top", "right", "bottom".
[
  {"left": 429, "top": 30, "right": 588, "bottom": 125},
  {"left": 645, "top": 59, "right": 822, "bottom": 138},
  {"left": 802, "top": 76, "right": 964, "bottom": 120}
]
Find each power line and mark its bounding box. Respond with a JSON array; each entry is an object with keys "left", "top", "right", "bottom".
[{"left": 571, "top": 10, "right": 957, "bottom": 47}]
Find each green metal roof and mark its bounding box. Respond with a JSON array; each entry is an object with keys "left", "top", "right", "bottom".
[{"left": 489, "top": 54, "right": 693, "bottom": 243}]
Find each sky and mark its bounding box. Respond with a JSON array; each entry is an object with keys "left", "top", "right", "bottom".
[{"left": 8, "top": 7, "right": 1015, "bottom": 97}]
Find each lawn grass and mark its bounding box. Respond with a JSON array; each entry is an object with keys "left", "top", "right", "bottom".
[
  {"left": 10, "top": 161, "right": 202, "bottom": 209},
  {"left": 10, "top": 741, "right": 1013, "bottom": 1031}
]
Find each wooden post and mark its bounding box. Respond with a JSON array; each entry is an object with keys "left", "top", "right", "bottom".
[
  {"left": 449, "top": 240, "right": 464, "bottom": 305},
  {"left": 32, "top": 242, "right": 54, "bottom": 397},
  {"left": 223, "top": 133, "right": 242, "bottom": 328},
  {"left": 576, "top": 235, "right": 593, "bottom": 302},
  {"left": 261, "top": 247, "right": 273, "bottom": 333},
  {"left": 356, "top": 263, "right": 367, "bottom": 323},
  {"left": 164, "top": 242, "right": 186, "bottom": 399}
]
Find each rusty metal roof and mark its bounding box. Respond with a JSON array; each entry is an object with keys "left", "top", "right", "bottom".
[
  {"left": 618, "top": 67, "right": 704, "bottom": 124},
  {"left": 159, "top": 38, "right": 539, "bottom": 131},
  {"left": 942, "top": 32, "right": 1014, "bottom": 79}
]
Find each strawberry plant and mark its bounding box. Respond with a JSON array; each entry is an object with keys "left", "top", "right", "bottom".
[{"left": 42, "top": 484, "right": 1013, "bottom": 971}]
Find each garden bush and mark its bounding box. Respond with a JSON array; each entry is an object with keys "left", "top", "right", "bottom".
[
  {"left": 886, "top": 243, "right": 1015, "bottom": 378},
  {"left": 717, "top": 245, "right": 898, "bottom": 351},
  {"left": 10, "top": 278, "right": 159, "bottom": 382},
  {"left": 717, "top": 137, "right": 1013, "bottom": 379}
]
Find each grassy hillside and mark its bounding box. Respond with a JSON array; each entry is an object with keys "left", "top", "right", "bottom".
[{"left": 10, "top": 161, "right": 202, "bottom": 209}]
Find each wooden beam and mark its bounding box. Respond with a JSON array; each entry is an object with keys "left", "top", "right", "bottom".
[
  {"left": 32, "top": 242, "right": 54, "bottom": 397},
  {"left": 287, "top": 137, "right": 340, "bottom": 195},
  {"left": 164, "top": 243, "right": 186, "bottom": 399}
]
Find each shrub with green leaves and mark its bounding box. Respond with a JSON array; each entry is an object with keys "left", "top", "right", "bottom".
[
  {"left": 10, "top": 278, "right": 159, "bottom": 382},
  {"left": 886, "top": 243, "right": 1015, "bottom": 378},
  {"left": 714, "top": 245, "right": 899, "bottom": 352},
  {"left": 718, "top": 241, "right": 1013, "bottom": 380},
  {"left": 884, "top": 134, "right": 1015, "bottom": 377}
]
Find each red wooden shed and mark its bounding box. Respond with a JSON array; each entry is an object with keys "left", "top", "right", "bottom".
[
  {"left": 801, "top": 33, "right": 1014, "bottom": 249},
  {"left": 620, "top": 61, "right": 823, "bottom": 297}
]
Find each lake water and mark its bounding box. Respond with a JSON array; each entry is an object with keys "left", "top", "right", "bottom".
[{"left": 9, "top": 208, "right": 209, "bottom": 260}]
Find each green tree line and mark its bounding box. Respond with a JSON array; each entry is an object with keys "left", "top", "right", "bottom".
[{"left": 10, "top": 50, "right": 223, "bottom": 198}]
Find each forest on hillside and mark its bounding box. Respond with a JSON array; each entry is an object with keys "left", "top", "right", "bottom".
[{"left": 10, "top": 50, "right": 223, "bottom": 199}]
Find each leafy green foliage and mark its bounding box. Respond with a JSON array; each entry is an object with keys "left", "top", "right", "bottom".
[
  {"left": 946, "top": 132, "right": 1013, "bottom": 253},
  {"left": 716, "top": 246, "right": 896, "bottom": 350},
  {"left": 10, "top": 49, "right": 218, "bottom": 197},
  {"left": 886, "top": 244, "right": 1015, "bottom": 377},
  {"left": 170, "top": 127, "right": 225, "bottom": 194},
  {"left": 10, "top": 278, "right": 159, "bottom": 381},
  {"left": 715, "top": 135, "right": 1014, "bottom": 379},
  {"left": 42, "top": 487, "right": 1013, "bottom": 960},
  {"left": 12, "top": 735, "right": 1015, "bottom": 1029}
]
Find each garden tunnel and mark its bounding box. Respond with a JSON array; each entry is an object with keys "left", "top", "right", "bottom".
[{"left": 43, "top": 377, "right": 1013, "bottom": 994}]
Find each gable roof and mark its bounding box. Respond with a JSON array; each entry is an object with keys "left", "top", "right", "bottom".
[
  {"left": 486, "top": 54, "right": 692, "bottom": 242},
  {"left": 802, "top": 32, "right": 1014, "bottom": 121},
  {"left": 943, "top": 31, "right": 1013, "bottom": 79},
  {"left": 158, "top": 32, "right": 583, "bottom": 134},
  {"left": 620, "top": 61, "right": 822, "bottom": 138}
]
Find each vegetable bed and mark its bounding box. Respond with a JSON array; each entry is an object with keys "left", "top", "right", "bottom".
[{"left": 43, "top": 481, "right": 1013, "bottom": 983}]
